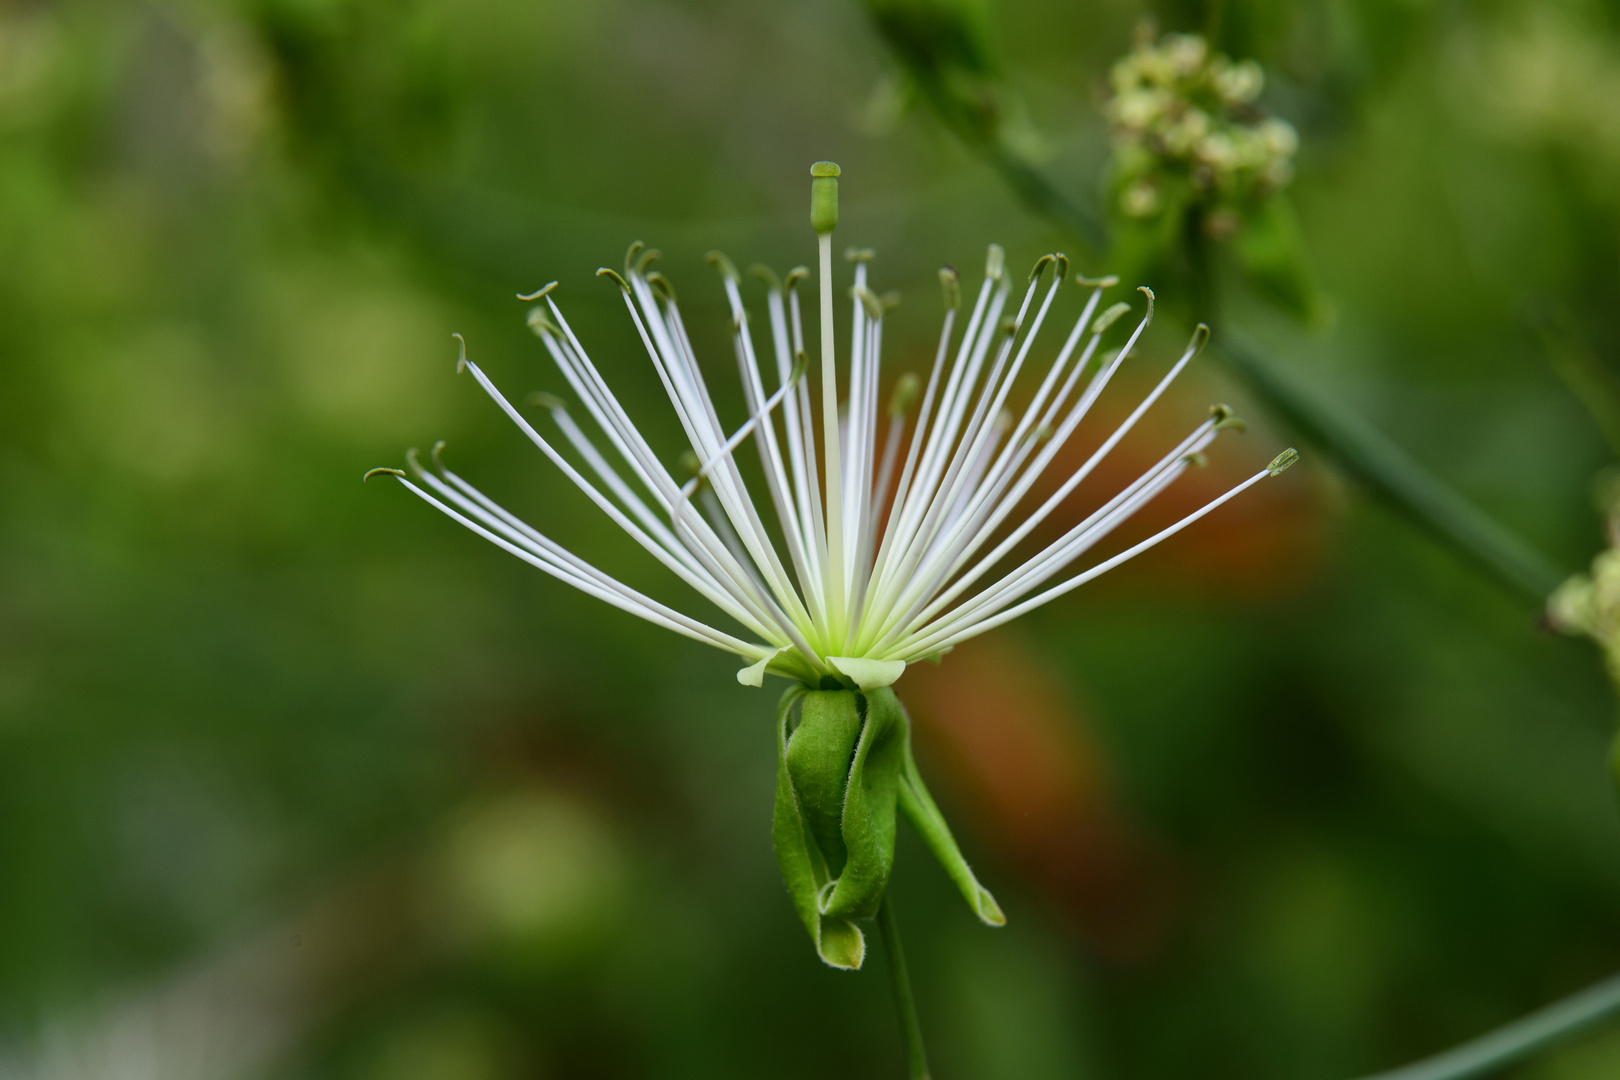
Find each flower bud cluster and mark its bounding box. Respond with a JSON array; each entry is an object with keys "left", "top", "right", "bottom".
[
  {"left": 1104, "top": 31, "right": 1297, "bottom": 219},
  {"left": 1548, "top": 482, "right": 1620, "bottom": 683}
]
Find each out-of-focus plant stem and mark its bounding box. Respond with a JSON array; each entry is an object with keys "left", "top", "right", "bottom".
[
  {"left": 1217, "top": 333, "right": 1565, "bottom": 602},
  {"left": 877, "top": 897, "right": 930, "bottom": 1080},
  {"left": 871, "top": 23, "right": 1565, "bottom": 603},
  {"left": 1352, "top": 968, "right": 1620, "bottom": 1080}
]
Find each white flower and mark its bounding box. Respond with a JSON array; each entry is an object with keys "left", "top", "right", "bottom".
[{"left": 370, "top": 166, "right": 1295, "bottom": 691}]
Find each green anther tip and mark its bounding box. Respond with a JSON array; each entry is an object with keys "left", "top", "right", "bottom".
[
  {"left": 645, "top": 271, "right": 676, "bottom": 302},
  {"left": 889, "top": 372, "right": 921, "bottom": 418},
  {"left": 879, "top": 290, "right": 900, "bottom": 311},
  {"left": 939, "top": 266, "right": 960, "bottom": 310},
  {"left": 985, "top": 243, "right": 1005, "bottom": 281},
  {"left": 706, "top": 250, "right": 740, "bottom": 282},
  {"left": 1267, "top": 447, "right": 1300, "bottom": 475},
  {"left": 1210, "top": 403, "right": 1247, "bottom": 432},
  {"left": 526, "top": 306, "right": 557, "bottom": 336},
  {"left": 678, "top": 448, "right": 702, "bottom": 479},
  {"left": 785, "top": 266, "right": 808, "bottom": 289},
  {"left": 634, "top": 247, "right": 661, "bottom": 274},
  {"left": 810, "top": 161, "right": 840, "bottom": 235},
  {"left": 596, "top": 267, "right": 631, "bottom": 292},
  {"left": 1189, "top": 322, "right": 1211, "bottom": 352},
  {"left": 623, "top": 240, "right": 645, "bottom": 275},
  {"left": 431, "top": 440, "right": 448, "bottom": 472},
  {"left": 363, "top": 467, "right": 405, "bottom": 483},
  {"left": 845, "top": 247, "right": 875, "bottom": 263},
  {"left": 749, "top": 264, "right": 782, "bottom": 291},
  {"left": 516, "top": 281, "right": 558, "bottom": 302},
  {"left": 1093, "top": 301, "right": 1132, "bottom": 334},
  {"left": 1184, "top": 452, "right": 1208, "bottom": 468},
  {"left": 1076, "top": 273, "right": 1120, "bottom": 288},
  {"left": 452, "top": 332, "right": 468, "bottom": 372},
  {"left": 527, "top": 391, "right": 567, "bottom": 412},
  {"left": 788, "top": 354, "right": 809, "bottom": 385},
  {"left": 1028, "top": 253, "right": 1056, "bottom": 283},
  {"left": 853, "top": 284, "right": 884, "bottom": 320}
]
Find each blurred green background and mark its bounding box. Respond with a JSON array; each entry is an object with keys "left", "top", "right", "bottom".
[{"left": 4, "top": 0, "right": 1620, "bottom": 1078}]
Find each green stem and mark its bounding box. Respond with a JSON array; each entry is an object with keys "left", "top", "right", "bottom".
[
  {"left": 1352, "top": 969, "right": 1620, "bottom": 1080},
  {"left": 1215, "top": 334, "right": 1565, "bottom": 603},
  {"left": 877, "top": 895, "right": 930, "bottom": 1080},
  {"left": 927, "top": 134, "right": 1568, "bottom": 605}
]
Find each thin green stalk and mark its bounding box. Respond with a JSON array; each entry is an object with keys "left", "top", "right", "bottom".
[
  {"left": 877, "top": 896, "right": 930, "bottom": 1080},
  {"left": 1216, "top": 334, "right": 1565, "bottom": 603},
  {"left": 1352, "top": 968, "right": 1620, "bottom": 1080}
]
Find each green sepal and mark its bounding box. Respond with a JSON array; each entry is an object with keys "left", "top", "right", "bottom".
[
  {"left": 819, "top": 688, "right": 903, "bottom": 921},
  {"left": 773, "top": 685, "right": 866, "bottom": 969},
  {"left": 888, "top": 689, "right": 1006, "bottom": 927},
  {"left": 772, "top": 686, "right": 1003, "bottom": 968}
]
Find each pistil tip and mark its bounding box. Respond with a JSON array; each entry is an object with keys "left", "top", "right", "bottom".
[{"left": 810, "top": 161, "right": 840, "bottom": 235}]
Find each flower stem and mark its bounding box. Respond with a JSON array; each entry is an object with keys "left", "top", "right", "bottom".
[
  {"left": 1352, "top": 968, "right": 1620, "bottom": 1080},
  {"left": 877, "top": 895, "right": 930, "bottom": 1080}
]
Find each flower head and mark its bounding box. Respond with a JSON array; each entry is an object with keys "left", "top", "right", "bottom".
[{"left": 369, "top": 163, "right": 1295, "bottom": 691}]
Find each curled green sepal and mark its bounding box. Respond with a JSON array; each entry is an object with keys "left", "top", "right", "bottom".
[
  {"left": 888, "top": 689, "right": 1006, "bottom": 927},
  {"left": 773, "top": 686, "right": 866, "bottom": 969},
  {"left": 772, "top": 686, "right": 1002, "bottom": 969}
]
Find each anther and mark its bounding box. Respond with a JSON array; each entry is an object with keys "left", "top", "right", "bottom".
[
  {"left": 1028, "top": 253, "right": 1057, "bottom": 284},
  {"left": 634, "top": 248, "right": 661, "bottom": 275},
  {"left": 1187, "top": 322, "right": 1211, "bottom": 355},
  {"left": 845, "top": 247, "right": 875, "bottom": 263},
  {"left": 453, "top": 332, "right": 469, "bottom": 373},
  {"left": 1076, "top": 273, "right": 1121, "bottom": 288},
  {"left": 939, "top": 266, "right": 960, "bottom": 310},
  {"left": 431, "top": 440, "right": 449, "bottom": 473},
  {"left": 853, "top": 284, "right": 885, "bottom": 320},
  {"left": 1210, "top": 403, "right": 1246, "bottom": 431},
  {"left": 363, "top": 467, "right": 405, "bottom": 483},
  {"left": 596, "top": 267, "right": 631, "bottom": 292},
  {"left": 785, "top": 266, "right": 809, "bottom": 290},
  {"left": 1267, "top": 447, "right": 1300, "bottom": 475},
  {"left": 527, "top": 392, "right": 568, "bottom": 412},
  {"left": 985, "top": 243, "right": 1005, "bottom": 282},
  {"left": 706, "top": 250, "right": 740, "bottom": 282},
  {"left": 1092, "top": 302, "right": 1131, "bottom": 334},
  {"left": 623, "top": 241, "right": 645, "bottom": 275},
  {"left": 749, "top": 264, "right": 782, "bottom": 291},
  {"left": 516, "top": 281, "right": 558, "bottom": 302},
  {"left": 645, "top": 271, "right": 676, "bottom": 302},
  {"left": 526, "top": 306, "right": 558, "bottom": 336},
  {"left": 1183, "top": 452, "right": 1208, "bottom": 468},
  {"left": 889, "top": 372, "right": 921, "bottom": 419}
]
